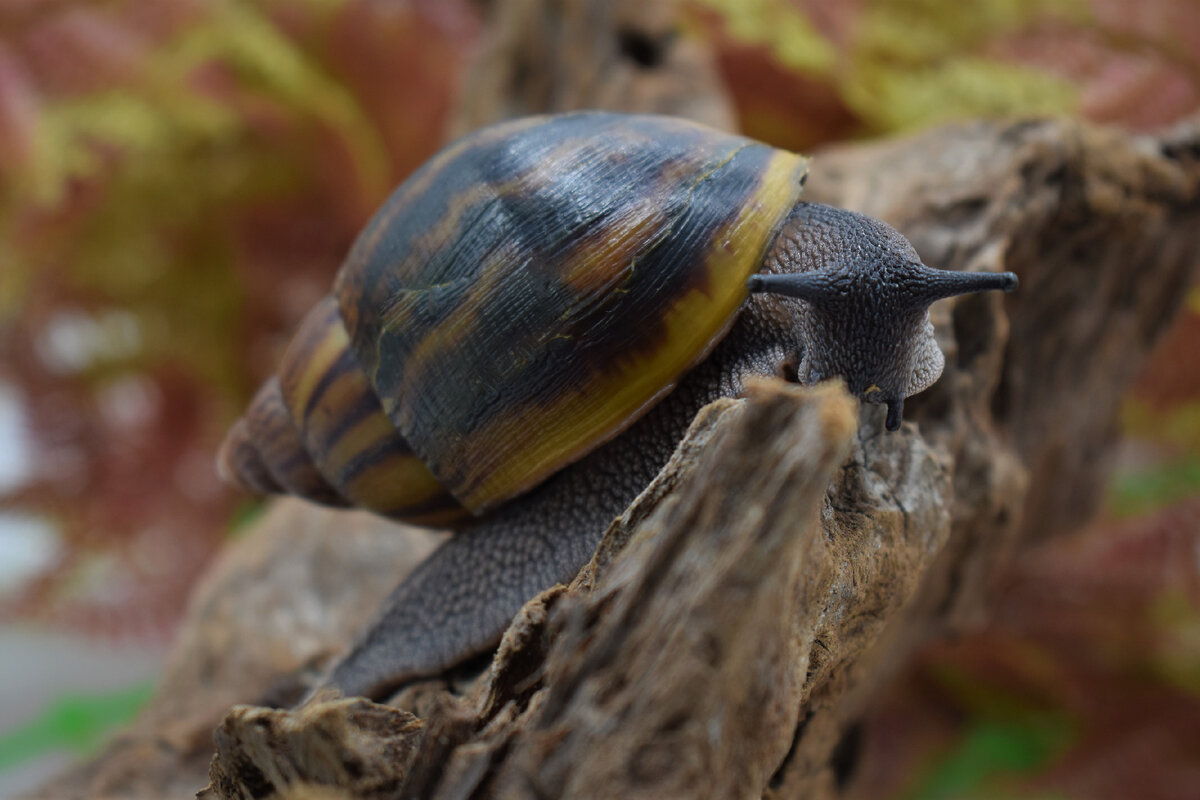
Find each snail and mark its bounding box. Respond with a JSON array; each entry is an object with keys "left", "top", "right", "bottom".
[{"left": 218, "top": 111, "right": 1017, "bottom": 699}]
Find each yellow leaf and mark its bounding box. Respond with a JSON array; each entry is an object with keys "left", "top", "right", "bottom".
[
  {"left": 845, "top": 56, "right": 1079, "bottom": 133},
  {"left": 693, "top": 0, "right": 836, "bottom": 74}
]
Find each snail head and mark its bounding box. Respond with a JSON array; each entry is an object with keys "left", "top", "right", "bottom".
[{"left": 749, "top": 203, "right": 1017, "bottom": 431}]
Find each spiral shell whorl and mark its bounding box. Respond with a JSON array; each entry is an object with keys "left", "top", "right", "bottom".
[
  {"left": 218, "top": 298, "right": 468, "bottom": 528},
  {"left": 216, "top": 417, "right": 279, "bottom": 496},
  {"left": 216, "top": 376, "right": 347, "bottom": 505}
]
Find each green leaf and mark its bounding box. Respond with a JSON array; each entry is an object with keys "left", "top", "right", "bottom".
[
  {"left": 907, "top": 717, "right": 1073, "bottom": 800},
  {"left": 0, "top": 682, "right": 154, "bottom": 772},
  {"left": 1108, "top": 451, "right": 1200, "bottom": 518}
]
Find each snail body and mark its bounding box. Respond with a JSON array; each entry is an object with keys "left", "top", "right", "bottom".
[{"left": 219, "top": 112, "right": 1016, "bottom": 698}]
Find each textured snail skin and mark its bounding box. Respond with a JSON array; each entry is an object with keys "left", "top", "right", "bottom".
[
  {"left": 325, "top": 297, "right": 798, "bottom": 699},
  {"left": 754, "top": 203, "right": 1016, "bottom": 431},
  {"left": 216, "top": 112, "right": 1017, "bottom": 699}
]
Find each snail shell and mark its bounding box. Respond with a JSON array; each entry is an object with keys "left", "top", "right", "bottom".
[{"left": 220, "top": 112, "right": 809, "bottom": 522}]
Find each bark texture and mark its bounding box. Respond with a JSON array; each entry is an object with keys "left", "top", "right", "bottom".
[
  {"left": 805, "top": 117, "right": 1200, "bottom": 625},
  {"left": 25, "top": 1, "right": 1200, "bottom": 798},
  {"left": 448, "top": 0, "right": 735, "bottom": 135}
]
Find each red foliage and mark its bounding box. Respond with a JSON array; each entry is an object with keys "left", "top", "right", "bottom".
[
  {"left": 692, "top": 0, "right": 1200, "bottom": 149},
  {"left": 854, "top": 500, "right": 1200, "bottom": 800},
  {"left": 0, "top": 0, "right": 479, "bottom": 642},
  {"left": 1128, "top": 301, "right": 1200, "bottom": 413}
]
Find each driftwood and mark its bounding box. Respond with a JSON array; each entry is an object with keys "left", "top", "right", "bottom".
[
  {"left": 204, "top": 380, "right": 952, "bottom": 800},
  {"left": 27, "top": 1, "right": 1200, "bottom": 798},
  {"left": 447, "top": 0, "right": 736, "bottom": 135}
]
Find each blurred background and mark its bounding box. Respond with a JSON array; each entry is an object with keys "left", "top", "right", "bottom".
[{"left": 0, "top": 0, "right": 1197, "bottom": 797}]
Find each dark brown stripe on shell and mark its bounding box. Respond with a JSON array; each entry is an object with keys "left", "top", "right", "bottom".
[
  {"left": 334, "top": 111, "right": 807, "bottom": 510},
  {"left": 216, "top": 417, "right": 283, "bottom": 495},
  {"left": 246, "top": 377, "right": 348, "bottom": 506},
  {"left": 275, "top": 296, "right": 464, "bottom": 523}
]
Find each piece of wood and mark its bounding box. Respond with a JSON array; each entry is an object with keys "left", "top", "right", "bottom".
[
  {"left": 805, "top": 117, "right": 1200, "bottom": 626},
  {"left": 449, "top": 0, "right": 735, "bottom": 135},
  {"left": 25, "top": 502, "right": 443, "bottom": 800}
]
